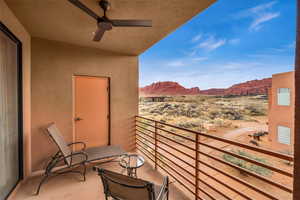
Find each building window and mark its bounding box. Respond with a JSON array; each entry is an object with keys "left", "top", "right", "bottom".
[
  {"left": 277, "top": 126, "right": 291, "bottom": 145},
  {"left": 277, "top": 88, "right": 290, "bottom": 106}
]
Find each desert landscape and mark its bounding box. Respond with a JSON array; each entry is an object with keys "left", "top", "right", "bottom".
[
  {"left": 139, "top": 79, "right": 271, "bottom": 146},
  {"left": 137, "top": 79, "right": 293, "bottom": 199}
]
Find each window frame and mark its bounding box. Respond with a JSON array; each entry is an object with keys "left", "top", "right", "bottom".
[
  {"left": 277, "top": 88, "right": 291, "bottom": 106},
  {"left": 277, "top": 125, "right": 291, "bottom": 145}
]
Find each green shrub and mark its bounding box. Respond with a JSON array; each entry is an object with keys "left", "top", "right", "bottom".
[{"left": 223, "top": 150, "right": 272, "bottom": 176}]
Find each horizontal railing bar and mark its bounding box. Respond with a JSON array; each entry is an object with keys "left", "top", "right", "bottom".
[
  {"left": 196, "top": 186, "right": 217, "bottom": 200},
  {"left": 136, "top": 144, "right": 155, "bottom": 162},
  {"left": 156, "top": 154, "right": 196, "bottom": 187},
  {"left": 157, "top": 138, "right": 195, "bottom": 160},
  {"left": 199, "top": 141, "right": 293, "bottom": 177},
  {"left": 198, "top": 150, "right": 293, "bottom": 193},
  {"left": 157, "top": 132, "right": 195, "bottom": 152},
  {"left": 136, "top": 116, "right": 293, "bottom": 161},
  {"left": 136, "top": 116, "right": 293, "bottom": 200},
  {"left": 136, "top": 128, "right": 155, "bottom": 140},
  {"left": 196, "top": 182, "right": 231, "bottom": 200},
  {"left": 138, "top": 134, "right": 235, "bottom": 200},
  {"left": 136, "top": 132, "right": 155, "bottom": 146},
  {"left": 136, "top": 119, "right": 155, "bottom": 125},
  {"left": 157, "top": 143, "right": 195, "bottom": 169},
  {"left": 136, "top": 141, "right": 155, "bottom": 156},
  {"left": 137, "top": 143, "right": 154, "bottom": 159},
  {"left": 156, "top": 151, "right": 194, "bottom": 177},
  {"left": 197, "top": 159, "right": 280, "bottom": 200},
  {"left": 197, "top": 168, "right": 252, "bottom": 200},
  {"left": 156, "top": 126, "right": 195, "bottom": 143},
  {"left": 136, "top": 138, "right": 155, "bottom": 152},
  {"left": 136, "top": 120, "right": 156, "bottom": 129},
  {"left": 155, "top": 162, "right": 198, "bottom": 198},
  {"left": 136, "top": 124, "right": 155, "bottom": 134},
  {"left": 137, "top": 138, "right": 198, "bottom": 197},
  {"left": 156, "top": 151, "right": 218, "bottom": 200}
]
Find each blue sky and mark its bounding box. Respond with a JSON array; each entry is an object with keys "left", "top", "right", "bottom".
[{"left": 139, "top": 0, "right": 296, "bottom": 89}]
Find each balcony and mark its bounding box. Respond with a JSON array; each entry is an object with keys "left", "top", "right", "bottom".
[
  {"left": 9, "top": 115, "right": 294, "bottom": 200},
  {"left": 135, "top": 116, "right": 294, "bottom": 200},
  {"left": 10, "top": 157, "right": 189, "bottom": 200}
]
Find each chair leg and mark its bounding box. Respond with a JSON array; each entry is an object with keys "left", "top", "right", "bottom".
[
  {"left": 35, "top": 174, "right": 49, "bottom": 195},
  {"left": 82, "top": 163, "right": 87, "bottom": 181}
]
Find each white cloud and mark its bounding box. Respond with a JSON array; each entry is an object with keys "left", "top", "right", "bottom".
[
  {"left": 167, "top": 60, "right": 185, "bottom": 67},
  {"left": 250, "top": 1, "right": 277, "bottom": 13},
  {"left": 228, "top": 38, "right": 241, "bottom": 45},
  {"left": 192, "top": 57, "right": 208, "bottom": 62},
  {"left": 249, "top": 12, "right": 280, "bottom": 31},
  {"left": 236, "top": 1, "right": 280, "bottom": 32},
  {"left": 166, "top": 56, "right": 208, "bottom": 68},
  {"left": 197, "top": 35, "right": 226, "bottom": 51},
  {"left": 192, "top": 34, "right": 202, "bottom": 43}
]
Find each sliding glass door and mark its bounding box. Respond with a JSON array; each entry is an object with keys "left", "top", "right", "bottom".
[{"left": 0, "top": 23, "right": 23, "bottom": 200}]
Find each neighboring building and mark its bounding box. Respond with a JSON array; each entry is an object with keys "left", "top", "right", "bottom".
[{"left": 268, "top": 71, "right": 294, "bottom": 152}]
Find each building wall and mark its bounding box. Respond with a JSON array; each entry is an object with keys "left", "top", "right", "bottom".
[
  {"left": 268, "top": 71, "right": 295, "bottom": 152},
  {"left": 31, "top": 38, "right": 138, "bottom": 171},
  {"left": 0, "top": 0, "right": 31, "bottom": 177}
]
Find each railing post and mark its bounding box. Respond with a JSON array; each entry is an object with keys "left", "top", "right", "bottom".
[
  {"left": 195, "top": 134, "right": 199, "bottom": 200},
  {"left": 154, "top": 121, "right": 158, "bottom": 170},
  {"left": 135, "top": 116, "right": 137, "bottom": 151}
]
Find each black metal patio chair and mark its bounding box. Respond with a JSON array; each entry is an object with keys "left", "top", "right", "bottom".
[
  {"left": 35, "top": 122, "right": 127, "bottom": 195},
  {"left": 96, "top": 168, "right": 169, "bottom": 200}
]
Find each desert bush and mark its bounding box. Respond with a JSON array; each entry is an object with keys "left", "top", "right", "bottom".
[
  {"left": 223, "top": 150, "right": 272, "bottom": 176},
  {"left": 243, "top": 105, "right": 266, "bottom": 116},
  {"left": 209, "top": 109, "right": 243, "bottom": 120}
]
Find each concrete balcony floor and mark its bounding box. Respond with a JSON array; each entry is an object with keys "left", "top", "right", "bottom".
[{"left": 10, "top": 161, "right": 189, "bottom": 200}]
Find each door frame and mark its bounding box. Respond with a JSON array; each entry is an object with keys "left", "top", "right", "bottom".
[
  {"left": 0, "top": 22, "right": 24, "bottom": 199},
  {"left": 72, "top": 74, "right": 111, "bottom": 147}
]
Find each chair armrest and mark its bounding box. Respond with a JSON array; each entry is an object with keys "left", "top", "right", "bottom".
[
  {"left": 156, "top": 176, "right": 169, "bottom": 200},
  {"left": 64, "top": 151, "right": 88, "bottom": 166},
  {"left": 68, "top": 142, "right": 86, "bottom": 151}
]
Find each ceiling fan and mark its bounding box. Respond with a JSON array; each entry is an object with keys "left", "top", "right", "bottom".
[{"left": 68, "top": 0, "right": 152, "bottom": 42}]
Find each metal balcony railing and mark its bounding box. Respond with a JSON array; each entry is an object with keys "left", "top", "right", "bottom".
[{"left": 135, "top": 115, "right": 294, "bottom": 200}]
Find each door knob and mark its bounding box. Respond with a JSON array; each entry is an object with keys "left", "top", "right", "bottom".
[{"left": 74, "top": 117, "right": 83, "bottom": 121}]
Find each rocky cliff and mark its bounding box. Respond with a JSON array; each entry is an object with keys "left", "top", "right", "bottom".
[
  {"left": 200, "top": 78, "right": 272, "bottom": 96},
  {"left": 139, "top": 81, "right": 200, "bottom": 96},
  {"left": 140, "top": 78, "right": 272, "bottom": 96}
]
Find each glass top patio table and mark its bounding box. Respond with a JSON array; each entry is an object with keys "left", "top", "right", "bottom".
[{"left": 119, "top": 154, "right": 145, "bottom": 177}]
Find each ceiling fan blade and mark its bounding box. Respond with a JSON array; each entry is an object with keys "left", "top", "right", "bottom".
[
  {"left": 93, "top": 28, "right": 106, "bottom": 42},
  {"left": 68, "top": 0, "right": 100, "bottom": 20},
  {"left": 111, "top": 20, "right": 152, "bottom": 27},
  {"left": 93, "top": 22, "right": 112, "bottom": 42}
]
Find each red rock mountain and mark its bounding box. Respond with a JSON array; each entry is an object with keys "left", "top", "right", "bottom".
[
  {"left": 139, "top": 81, "right": 200, "bottom": 96},
  {"left": 200, "top": 78, "right": 272, "bottom": 96},
  {"left": 139, "top": 78, "right": 272, "bottom": 96}
]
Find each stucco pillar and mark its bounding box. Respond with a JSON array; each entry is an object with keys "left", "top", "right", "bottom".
[{"left": 294, "top": 0, "right": 300, "bottom": 199}]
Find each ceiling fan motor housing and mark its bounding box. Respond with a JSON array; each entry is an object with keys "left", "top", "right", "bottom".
[{"left": 99, "top": 0, "right": 111, "bottom": 12}]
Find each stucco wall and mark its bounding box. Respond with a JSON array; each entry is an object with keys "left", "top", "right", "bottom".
[
  {"left": 268, "top": 71, "right": 295, "bottom": 152},
  {"left": 31, "top": 38, "right": 138, "bottom": 171},
  {"left": 0, "top": 0, "right": 31, "bottom": 177}
]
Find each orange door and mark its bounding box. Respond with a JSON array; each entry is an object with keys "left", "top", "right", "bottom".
[{"left": 74, "top": 76, "right": 109, "bottom": 149}]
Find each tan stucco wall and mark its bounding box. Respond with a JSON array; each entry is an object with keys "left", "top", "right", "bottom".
[
  {"left": 0, "top": 0, "right": 31, "bottom": 177},
  {"left": 268, "top": 71, "right": 295, "bottom": 152},
  {"left": 31, "top": 38, "right": 138, "bottom": 171}
]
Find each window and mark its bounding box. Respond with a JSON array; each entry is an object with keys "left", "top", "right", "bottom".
[
  {"left": 277, "top": 88, "right": 290, "bottom": 106},
  {"left": 0, "top": 23, "right": 23, "bottom": 200},
  {"left": 277, "top": 126, "right": 291, "bottom": 145}
]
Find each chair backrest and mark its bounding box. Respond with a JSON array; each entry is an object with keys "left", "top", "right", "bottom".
[
  {"left": 97, "top": 168, "right": 155, "bottom": 200},
  {"left": 46, "top": 123, "right": 72, "bottom": 166}
]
